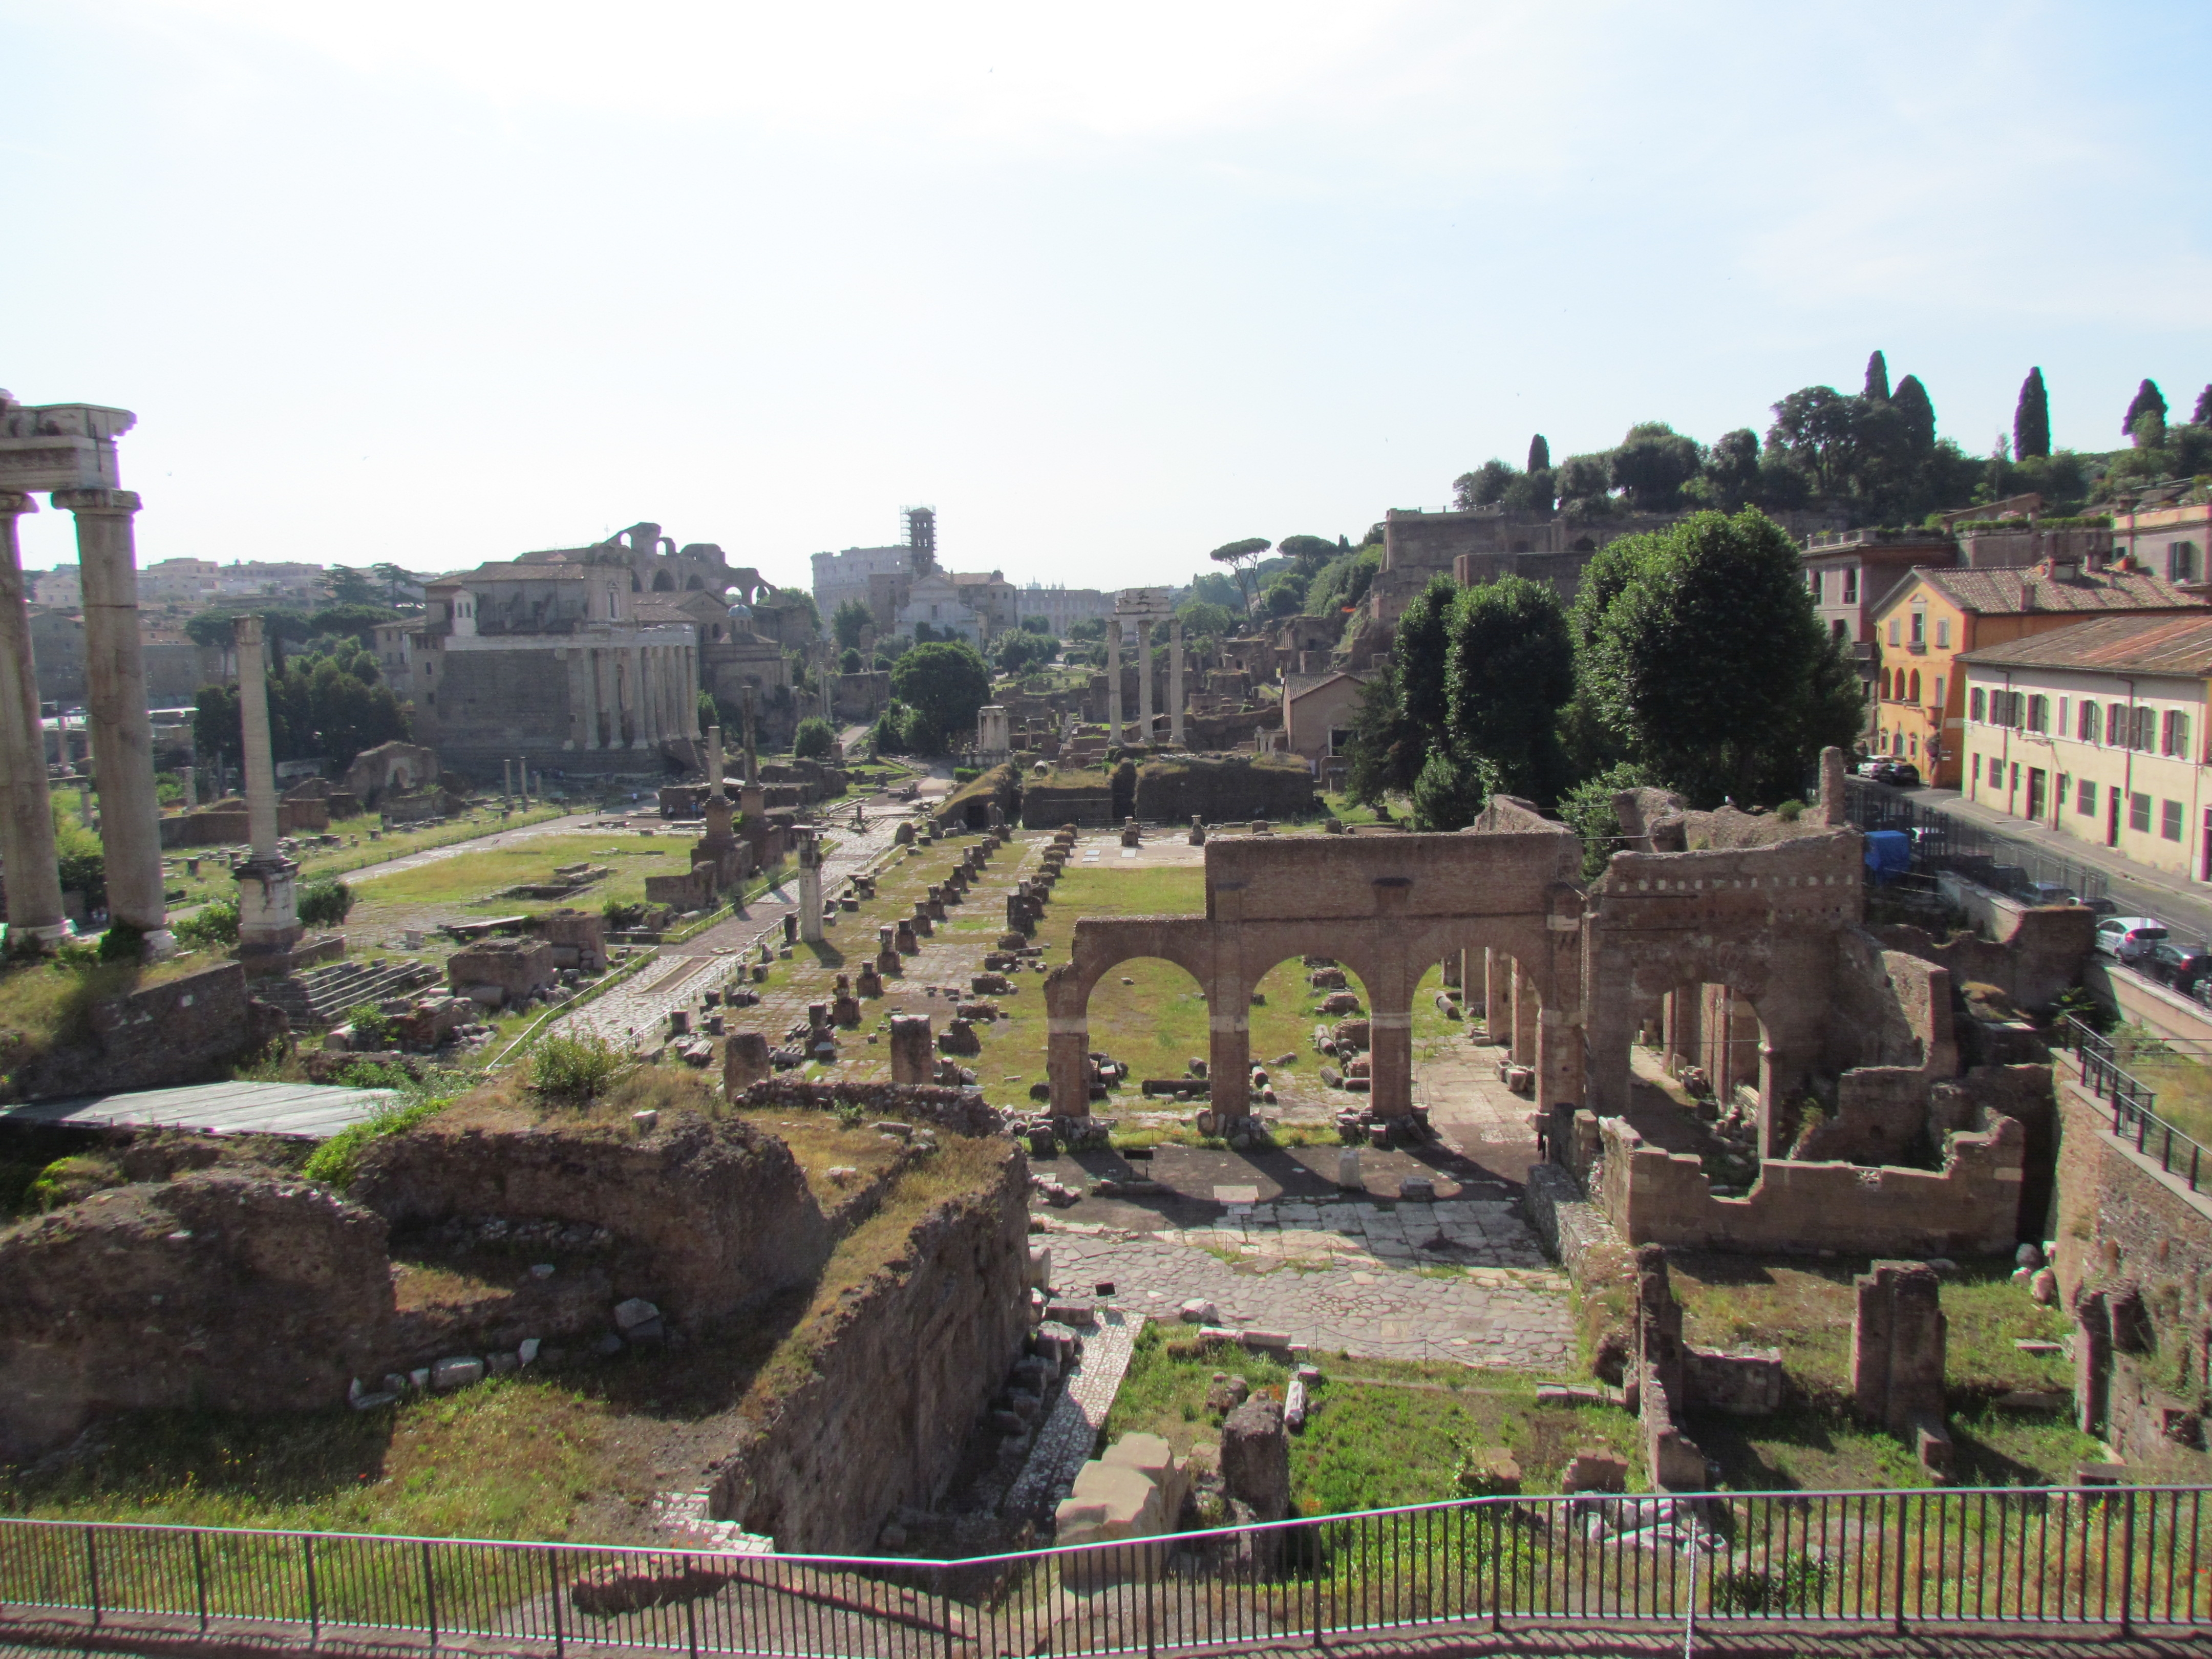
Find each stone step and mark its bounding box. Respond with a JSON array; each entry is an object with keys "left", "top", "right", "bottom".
[{"left": 257, "top": 958, "right": 439, "bottom": 1030}]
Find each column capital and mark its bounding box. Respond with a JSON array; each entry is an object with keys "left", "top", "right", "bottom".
[
  {"left": 52, "top": 488, "right": 141, "bottom": 516},
  {"left": 0, "top": 490, "right": 37, "bottom": 517}
]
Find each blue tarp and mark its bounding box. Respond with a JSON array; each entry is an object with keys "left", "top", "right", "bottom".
[{"left": 1864, "top": 830, "right": 1912, "bottom": 884}]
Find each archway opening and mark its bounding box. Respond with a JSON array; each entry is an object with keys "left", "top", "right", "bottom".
[
  {"left": 652, "top": 569, "right": 677, "bottom": 592},
  {"left": 1629, "top": 979, "right": 1772, "bottom": 1188},
  {"left": 1245, "top": 953, "right": 1376, "bottom": 1114},
  {"left": 1082, "top": 955, "right": 1210, "bottom": 1100}
]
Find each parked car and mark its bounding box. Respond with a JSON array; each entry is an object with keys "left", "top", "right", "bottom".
[
  {"left": 1885, "top": 761, "right": 1922, "bottom": 786},
  {"left": 2017, "top": 881, "right": 2079, "bottom": 906},
  {"left": 2094, "top": 916, "right": 2171, "bottom": 964},
  {"left": 2080, "top": 896, "right": 2120, "bottom": 919},
  {"left": 2146, "top": 939, "right": 2212, "bottom": 994},
  {"left": 1855, "top": 758, "right": 1920, "bottom": 785}
]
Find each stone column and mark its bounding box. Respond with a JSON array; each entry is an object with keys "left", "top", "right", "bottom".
[
  {"left": 0, "top": 492, "right": 66, "bottom": 950},
  {"left": 686, "top": 644, "right": 703, "bottom": 736},
  {"left": 1137, "top": 620, "right": 1154, "bottom": 745},
  {"left": 564, "top": 648, "right": 587, "bottom": 750},
  {"left": 1537, "top": 892, "right": 1586, "bottom": 1113},
  {"left": 888, "top": 1013, "right": 932, "bottom": 1085},
  {"left": 503, "top": 759, "right": 513, "bottom": 799},
  {"left": 1513, "top": 959, "right": 1540, "bottom": 1068},
  {"left": 231, "top": 615, "right": 301, "bottom": 961},
  {"left": 1207, "top": 971, "right": 1251, "bottom": 1123},
  {"left": 626, "top": 641, "right": 647, "bottom": 747},
  {"left": 1169, "top": 620, "right": 1185, "bottom": 747},
  {"left": 580, "top": 648, "right": 603, "bottom": 749},
  {"left": 797, "top": 830, "right": 824, "bottom": 945},
  {"left": 1105, "top": 619, "right": 1122, "bottom": 742},
  {"left": 741, "top": 684, "right": 759, "bottom": 785},
  {"left": 1367, "top": 954, "right": 1415, "bottom": 1118},
  {"left": 57, "top": 490, "right": 168, "bottom": 952}
]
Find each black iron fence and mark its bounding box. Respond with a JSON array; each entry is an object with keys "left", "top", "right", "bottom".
[
  {"left": 1842, "top": 778, "right": 2112, "bottom": 904},
  {"left": 2060, "top": 1014, "right": 2209, "bottom": 1193},
  {"left": 3, "top": 1484, "right": 2209, "bottom": 1655}
]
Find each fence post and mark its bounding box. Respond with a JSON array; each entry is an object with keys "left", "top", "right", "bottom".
[
  {"left": 192, "top": 1530, "right": 208, "bottom": 1632},
  {"left": 549, "top": 1549, "right": 565, "bottom": 1659},
  {"left": 684, "top": 1557, "right": 700, "bottom": 1659},
  {"left": 1891, "top": 1495, "right": 1908, "bottom": 1636},
  {"left": 421, "top": 1539, "right": 439, "bottom": 1649},
  {"left": 83, "top": 1526, "right": 100, "bottom": 1632},
  {"left": 2121, "top": 1487, "right": 2137, "bottom": 1636},
  {"left": 304, "top": 1534, "right": 319, "bottom": 1645}
]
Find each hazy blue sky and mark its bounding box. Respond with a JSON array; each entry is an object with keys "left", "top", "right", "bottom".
[{"left": 6, "top": 1, "right": 2207, "bottom": 590}]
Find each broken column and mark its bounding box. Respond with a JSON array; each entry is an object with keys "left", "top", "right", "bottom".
[
  {"left": 230, "top": 616, "right": 303, "bottom": 964},
  {"left": 0, "top": 491, "right": 65, "bottom": 951},
  {"left": 724, "top": 1031, "right": 771, "bottom": 1090},
  {"left": 1136, "top": 619, "right": 1153, "bottom": 745},
  {"left": 59, "top": 488, "right": 169, "bottom": 954},
  {"left": 796, "top": 828, "right": 823, "bottom": 945},
  {"left": 888, "top": 1013, "right": 932, "bottom": 1085},
  {"left": 1220, "top": 1396, "right": 1290, "bottom": 1568},
  {"left": 1852, "top": 1260, "right": 1951, "bottom": 1476}
]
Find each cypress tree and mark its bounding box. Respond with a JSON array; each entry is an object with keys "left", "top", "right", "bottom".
[
  {"left": 2123, "top": 378, "right": 2168, "bottom": 436},
  {"left": 2013, "top": 367, "right": 2051, "bottom": 460},
  {"left": 2194, "top": 385, "right": 2212, "bottom": 426},
  {"left": 1863, "top": 350, "right": 1890, "bottom": 401},
  {"left": 1891, "top": 375, "right": 1936, "bottom": 453},
  {"left": 1526, "top": 433, "right": 1550, "bottom": 473}
]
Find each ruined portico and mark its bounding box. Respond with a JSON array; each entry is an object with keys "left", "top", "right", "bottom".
[
  {"left": 1045, "top": 812, "right": 1585, "bottom": 1124},
  {"left": 0, "top": 394, "right": 168, "bottom": 955},
  {"left": 1106, "top": 587, "right": 1184, "bottom": 748}
]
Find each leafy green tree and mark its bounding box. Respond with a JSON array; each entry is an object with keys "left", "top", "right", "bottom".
[
  {"left": 1611, "top": 422, "right": 1702, "bottom": 512},
  {"left": 1556, "top": 761, "right": 1661, "bottom": 880},
  {"left": 2124, "top": 378, "right": 2168, "bottom": 438},
  {"left": 308, "top": 604, "right": 400, "bottom": 645},
  {"left": 1067, "top": 617, "right": 1107, "bottom": 643},
  {"left": 371, "top": 563, "right": 415, "bottom": 606},
  {"left": 871, "top": 700, "right": 909, "bottom": 754},
  {"left": 831, "top": 599, "right": 872, "bottom": 649},
  {"left": 1502, "top": 468, "right": 1555, "bottom": 516},
  {"left": 1277, "top": 535, "right": 1337, "bottom": 572},
  {"left": 1863, "top": 350, "right": 1890, "bottom": 401},
  {"left": 1444, "top": 575, "right": 1574, "bottom": 804},
  {"left": 1766, "top": 386, "right": 1861, "bottom": 498},
  {"left": 1019, "top": 615, "right": 1053, "bottom": 633},
  {"left": 1260, "top": 570, "right": 1310, "bottom": 618},
  {"left": 1527, "top": 434, "right": 1550, "bottom": 473},
  {"left": 2132, "top": 409, "right": 2169, "bottom": 451},
  {"left": 2194, "top": 385, "right": 2212, "bottom": 426},
  {"left": 2013, "top": 367, "right": 2051, "bottom": 460},
  {"left": 888, "top": 641, "right": 991, "bottom": 754},
  {"left": 1891, "top": 374, "right": 1936, "bottom": 453},
  {"left": 1579, "top": 508, "right": 1859, "bottom": 806},
  {"left": 993, "top": 630, "right": 1055, "bottom": 675},
  {"left": 1700, "top": 429, "right": 1761, "bottom": 509},
  {"left": 1454, "top": 460, "right": 1516, "bottom": 511},
  {"left": 1393, "top": 575, "right": 1459, "bottom": 748},
  {"left": 321, "top": 566, "right": 377, "bottom": 606},
  {"left": 184, "top": 607, "right": 312, "bottom": 649},
  {"left": 1555, "top": 454, "right": 1615, "bottom": 517},
  {"left": 1176, "top": 600, "right": 1237, "bottom": 638},
  {"left": 1411, "top": 747, "right": 1492, "bottom": 832},
  {"left": 1344, "top": 663, "right": 1420, "bottom": 804},
  {"left": 1208, "top": 537, "right": 1272, "bottom": 614},
  {"left": 839, "top": 647, "right": 863, "bottom": 674},
  {"left": 793, "top": 717, "right": 835, "bottom": 759}
]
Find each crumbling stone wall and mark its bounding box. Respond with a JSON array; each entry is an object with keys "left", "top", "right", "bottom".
[
  {"left": 2054, "top": 1076, "right": 2212, "bottom": 1479},
  {"left": 1130, "top": 755, "right": 1316, "bottom": 824},
  {"left": 1022, "top": 770, "right": 1117, "bottom": 828},
  {"left": 1868, "top": 907, "right": 2094, "bottom": 1015},
  {"left": 352, "top": 1113, "right": 830, "bottom": 1325},
  {"left": 0, "top": 961, "right": 287, "bottom": 1103},
  {"left": 707, "top": 1144, "right": 1030, "bottom": 1552},
  {"left": 1594, "top": 1109, "right": 2026, "bottom": 1256},
  {"left": 1795, "top": 929, "right": 1961, "bottom": 1163},
  {"left": 0, "top": 1173, "right": 395, "bottom": 1459}
]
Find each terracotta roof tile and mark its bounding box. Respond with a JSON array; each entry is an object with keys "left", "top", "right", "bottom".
[
  {"left": 1912, "top": 566, "right": 2206, "bottom": 615},
  {"left": 1956, "top": 613, "right": 2212, "bottom": 677}
]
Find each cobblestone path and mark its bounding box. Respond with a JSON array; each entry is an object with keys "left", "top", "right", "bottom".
[
  {"left": 1041, "top": 1225, "right": 1573, "bottom": 1372},
  {"left": 993, "top": 1310, "right": 1144, "bottom": 1520}
]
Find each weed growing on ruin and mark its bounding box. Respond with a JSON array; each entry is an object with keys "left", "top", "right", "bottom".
[
  {"left": 173, "top": 899, "right": 240, "bottom": 948},
  {"left": 345, "top": 1002, "right": 396, "bottom": 1048},
  {"left": 302, "top": 1096, "right": 450, "bottom": 1192},
  {"left": 529, "top": 1033, "right": 630, "bottom": 1103}
]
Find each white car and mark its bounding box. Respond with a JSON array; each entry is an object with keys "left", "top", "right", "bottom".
[{"left": 2094, "top": 916, "right": 2169, "bottom": 964}]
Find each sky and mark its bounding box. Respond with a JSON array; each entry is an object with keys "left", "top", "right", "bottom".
[{"left": 4, "top": 1, "right": 2208, "bottom": 591}]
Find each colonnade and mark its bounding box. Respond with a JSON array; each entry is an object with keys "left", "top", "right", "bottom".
[
  {"left": 0, "top": 486, "right": 168, "bottom": 954},
  {"left": 1103, "top": 614, "right": 1185, "bottom": 746},
  {"left": 567, "top": 636, "right": 701, "bottom": 751}
]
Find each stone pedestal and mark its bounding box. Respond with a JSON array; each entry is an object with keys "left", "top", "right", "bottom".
[
  {"left": 1853, "top": 1260, "right": 1951, "bottom": 1474},
  {"left": 0, "top": 493, "right": 66, "bottom": 950},
  {"left": 888, "top": 1014, "right": 932, "bottom": 1085},
  {"left": 725, "top": 1031, "right": 771, "bottom": 1091},
  {"left": 59, "top": 488, "right": 169, "bottom": 954}
]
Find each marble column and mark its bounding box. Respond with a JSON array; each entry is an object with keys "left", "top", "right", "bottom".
[
  {"left": 797, "top": 830, "right": 824, "bottom": 945},
  {"left": 687, "top": 644, "right": 704, "bottom": 737},
  {"left": 1168, "top": 620, "right": 1185, "bottom": 747},
  {"left": 1137, "top": 621, "right": 1154, "bottom": 745},
  {"left": 1105, "top": 620, "right": 1121, "bottom": 742},
  {"left": 580, "top": 648, "right": 603, "bottom": 750},
  {"left": 57, "top": 489, "right": 168, "bottom": 952},
  {"left": 231, "top": 615, "right": 301, "bottom": 960},
  {"left": 626, "top": 642, "right": 647, "bottom": 748},
  {"left": 0, "top": 492, "right": 65, "bottom": 949}
]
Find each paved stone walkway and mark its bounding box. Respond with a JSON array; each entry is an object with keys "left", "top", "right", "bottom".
[
  {"left": 1041, "top": 1227, "right": 1574, "bottom": 1372},
  {"left": 1158, "top": 1195, "right": 1556, "bottom": 1274},
  {"left": 995, "top": 1309, "right": 1144, "bottom": 1520}
]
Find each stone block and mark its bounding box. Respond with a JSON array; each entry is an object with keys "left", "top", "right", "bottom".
[
  {"left": 1561, "top": 1451, "right": 1628, "bottom": 1494},
  {"left": 1221, "top": 1397, "right": 1290, "bottom": 1526},
  {"left": 431, "top": 1356, "right": 485, "bottom": 1392},
  {"left": 613, "top": 1296, "right": 662, "bottom": 1332}
]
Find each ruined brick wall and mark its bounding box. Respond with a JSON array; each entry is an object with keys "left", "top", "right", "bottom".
[
  {"left": 1867, "top": 907, "right": 2093, "bottom": 1014},
  {"left": 0, "top": 961, "right": 283, "bottom": 1103},
  {"left": 1132, "top": 755, "right": 1316, "bottom": 823},
  {"left": 1797, "top": 930, "right": 1961, "bottom": 1163},
  {"left": 0, "top": 1173, "right": 395, "bottom": 1459},
  {"left": 1596, "top": 1111, "right": 2025, "bottom": 1257},
  {"left": 2053, "top": 1078, "right": 2212, "bottom": 1478},
  {"left": 352, "top": 1113, "right": 831, "bottom": 1325},
  {"left": 707, "top": 1145, "right": 1030, "bottom": 1552},
  {"left": 1023, "top": 772, "right": 1117, "bottom": 828}
]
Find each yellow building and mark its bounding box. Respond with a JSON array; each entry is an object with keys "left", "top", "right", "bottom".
[
  {"left": 1957, "top": 613, "right": 2212, "bottom": 881},
  {"left": 1866, "top": 560, "right": 2204, "bottom": 787}
]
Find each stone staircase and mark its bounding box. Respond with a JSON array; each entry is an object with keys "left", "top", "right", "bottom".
[{"left": 256, "top": 958, "right": 440, "bottom": 1031}]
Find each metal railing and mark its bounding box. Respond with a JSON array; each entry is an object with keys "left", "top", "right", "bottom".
[
  {"left": 1842, "top": 777, "right": 2112, "bottom": 904},
  {"left": 2061, "top": 1014, "right": 2208, "bottom": 1193},
  {"left": 3, "top": 1485, "right": 2209, "bottom": 1655}
]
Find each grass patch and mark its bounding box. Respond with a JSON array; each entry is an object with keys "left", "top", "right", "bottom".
[{"left": 0, "top": 952, "right": 216, "bottom": 1082}]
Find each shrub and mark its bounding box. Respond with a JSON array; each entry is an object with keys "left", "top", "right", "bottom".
[
  {"left": 174, "top": 899, "right": 241, "bottom": 948},
  {"left": 1774, "top": 798, "right": 1805, "bottom": 822},
  {"left": 28, "top": 1155, "right": 121, "bottom": 1211},
  {"left": 96, "top": 922, "right": 145, "bottom": 962},
  {"left": 1710, "top": 1552, "right": 1831, "bottom": 1613},
  {"left": 530, "top": 1033, "right": 629, "bottom": 1102},
  {"left": 297, "top": 879, "right": 354, "bottom": 929},
  {"left": 344, "top": 1001, "right": 395, "bottom": 1048},
  {"left": 302, "top": 1095, "right": 447, "bottom": 1192},
  {"left": 793, "top": 717, "right": 835, "bottom": 760}
]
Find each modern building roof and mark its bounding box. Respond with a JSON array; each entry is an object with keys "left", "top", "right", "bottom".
[
  {"left": 1284, "top": 669, "right": 1371, "bottom": 704},
  {"left": 1956, "top": 613, "right": 2212, "bottom": 678},
  {"left": 428, "top": 562, "right": 594, "bottom": 585},
  {"left": 1898, "top": 565, "right": 2206, "bottom": 617}
]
